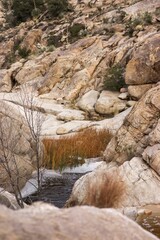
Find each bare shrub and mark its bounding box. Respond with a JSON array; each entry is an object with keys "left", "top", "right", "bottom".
[
  {"left": 19, "top": 87, "right": 45, "bottom": 192},
  {"left": 43, "top": 128, "right": 112, "bottom": 170},
  {"left": 83, "top": 172, "right": 126, "bottom": 208}
]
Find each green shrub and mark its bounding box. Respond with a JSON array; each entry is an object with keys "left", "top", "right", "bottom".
[
  {"left": 125, "top": 18, "right": 141, "bottom": 37},
  {"left": 18, "top": 47, "right": 31, "bottom": 58},
  {"left": 11, "top": 0, "right": 44, "bottom": 24},
  {"left": 125, "top": 12, "right": 152, "bottom": 36},
  {"left": 69, "top": 23, "right": 86, "bottom": 38},
  {"left": 46, "top": 0, "right": 69, "bottom": 17},
  {"left": 143, "top": 12, "right": 152, "bottom": 25},
  {"left": 47, "top": 34, "right": 63, "bottom": 47},
  {"left": 104, "top": 64, "right": 125, "bottom": 91}
]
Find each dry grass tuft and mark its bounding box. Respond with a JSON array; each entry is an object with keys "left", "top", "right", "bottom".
[
  {"left": 83, "top": 172, "right": 126, "bottom": 208},
  {"left": 42, "top": 128, "right": 112, "bottom": 170}
]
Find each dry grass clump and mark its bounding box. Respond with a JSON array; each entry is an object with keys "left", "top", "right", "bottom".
[
  {"left": 42, "top": 128, "right": 112, "bottom": 170},
  {"left": 83, "top": 172, "right": 126, "bottom": 208}
]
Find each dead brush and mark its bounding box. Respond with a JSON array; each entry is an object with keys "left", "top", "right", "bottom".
[
  {"left": 83, "top": 172, "right": 126, "bottom": 208},
  {"left": 42, "top": 128, "right": 112, "bottom": 170}
]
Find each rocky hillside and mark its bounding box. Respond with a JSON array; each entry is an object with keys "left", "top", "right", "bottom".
[
  {"left": 0, "top": 0, "right": 160, "bottom": 210},
  {"left": 0, "top": 0, "right": 159, "bottom": 104}
]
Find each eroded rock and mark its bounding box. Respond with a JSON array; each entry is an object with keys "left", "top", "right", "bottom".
[
  {"left": 125, "top": 33, "right": 160, "bottom": 85},
  {"left": 104, "top": 85, "right": 160, "bottom": 164}
]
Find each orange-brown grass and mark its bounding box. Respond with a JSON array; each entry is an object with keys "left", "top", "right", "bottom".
[
  {"left": 83, "top": 172, "right": 126, "bottom": 208},
  {"left": 42, "top": 128, "right": 112, "bottom": 170}
]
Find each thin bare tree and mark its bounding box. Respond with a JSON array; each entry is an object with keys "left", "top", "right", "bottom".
[{"left": 19, "top": 87, "right": 45, "bottom": 194}]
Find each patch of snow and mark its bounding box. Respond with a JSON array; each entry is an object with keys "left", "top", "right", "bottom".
[
  {"left": 31, "top": 169, "right": 62, "bottom": 181},
  {"left": 61, "top": 161, "right": 103, "bottom": 174},
  {"left": 21, "top": 179, "right": 38, "bottom": 198}
]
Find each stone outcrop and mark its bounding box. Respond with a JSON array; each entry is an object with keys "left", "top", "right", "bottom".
[
  {"left": 0, "top": 100, "right": 38, "bottom": 192},
  {"left": 104, "top": 85, "right": 160, "bottom": 165},
  {"left": 125, "top": 33, "right": 160, "bottom": 85},
  {"left": 128, "top": 84, "right": 156, "bottom": 100},
  {"left": 125, "top": 33, "right": 160, "bottom": 99},
  {"left": 95, "top": 91, "right": 126, "bottom": 115},
  {"left": 0, "top": 203, "right": 158, "bottom": 240},
  {"left": 77, "top": 90, "right": 99, "bottom": 113}
]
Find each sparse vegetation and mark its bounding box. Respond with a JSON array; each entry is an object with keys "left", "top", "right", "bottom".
[
  {"left": 125, "top": 12, "right": 152, "bottom": 37},
  {"left": 43, "top": 128, "right": 112, "bottom": 170},
  {"left": 69, "top": 23, "right": 86, "bottom": 39},
  {"left": 143, "top": 11, "right": 152, "bottom": 25},
  {"left": 83, "top": 172, "right": 126, "bottom": 208},
  {"left": 18, "top": 46, "right": 31, "bottom": 58},
  {"left": 11, "top": 0, "right": 44, "bottom": 24},
  {"left": 104, "top": 64, "right": 125, "bottom": 91},
  {"left": 47, "top": 0, "right": 69, "bottom": 17}
]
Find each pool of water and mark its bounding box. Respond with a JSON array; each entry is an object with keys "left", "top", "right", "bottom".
[
  {"left": 138, "top": 205, "right": 160, "bottom": 239},
  {"left": 140, "top": 215, "right": 160, "bottom": 238},
  {"left": 24, "top": 173, "right": 84, "bottom": 208}
]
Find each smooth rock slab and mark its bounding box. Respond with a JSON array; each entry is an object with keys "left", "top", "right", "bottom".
[
  {"left": 57, "top": 109, "right": 85, "bottom": 121},
  {"left": 77, "top": 90, "right": 100, "bottom": 112},
  {"left": 56, "top": 120, "right": 91, "bottom": 135},
  {"left": 0, "top": 204, "right": 158, "bottom": 240},
  {"left": 128, "top": 84, "right": 155, "bottom": 100},
  {"left": 95, "top": 91, "right": 126, "bottom": 115}
]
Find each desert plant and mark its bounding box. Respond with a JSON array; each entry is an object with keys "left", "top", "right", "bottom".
[
  {"left": 43, "top": 128, "right": 112, "bottom": 170},
  {"left": 18, "top": 46, "right": 31, "bottom": 58},
  {"left": 69, "top": 23, "right": 86, "bottom": 38},
  {"left": 104, "top": 64, "right": 125, "bottom": 91},
  {"left": 83, "top": 172, "right": 126, "bottom": 208},
  {"left": 46, "top": 0, "right": 69, "bottom": 17},
  {"left": 143, "top": 11, "right": 152, "bottom": 25},
  {"left": 11, "top": 0, "right": 44, "bottom": 24},
  {"left": 125, "top": 12, "right": 152, "bottom": 37}
]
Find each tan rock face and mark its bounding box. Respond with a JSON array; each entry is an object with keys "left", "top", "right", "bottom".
[
  {"left": 124, "top": 0, "right": 160, "bottom": 16},
  {"left": 95, "top": 91, "right": 126, "bottom": 115},
  {"left": 0, "top": 101, "right": 37, "bottom": 192},
  {"left": 143, "top": 144, "right": 160, "bottom": 175},
  {"left": 125, "top": 33, "right": 160, "bottom": 85},
  {"left": 128, "top": 84, "right": 156, "bottom": 100},
  {"left": 104, "top": 85, "right": 160, "bottom": 164},
  {"left": 0, "top": 204, "right": 158, "bottom": 240}
]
